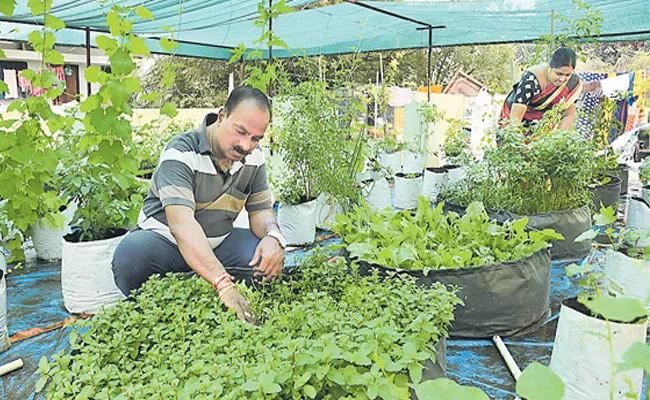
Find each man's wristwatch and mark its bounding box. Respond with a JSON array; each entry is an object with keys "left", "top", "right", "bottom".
[{"left": 265, "top": 230, "right": 287, "bottom": 249}]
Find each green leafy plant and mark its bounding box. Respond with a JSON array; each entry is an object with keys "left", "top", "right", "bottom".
[
  {"left": 56, "top": 4, "right": 153, "bottom": 241},
  {"left": 269, "top": 79, "right": 365, "bottom": 209},
  {"left": 333, "top": 197, "right": 562, "bottom": 275},
  {"left": 639, "top": 157, "right": 650, "bottom": 186},
  {"left": 36, "top": 249, "right": 460, "bottom": 399},
  {"left": 442, "top": 110, "right": 596, "bottom": 215},
  {"left": 134, "top": 119, "right": 197, "bottom": 177},
  {"left": 0, "top": 2, "right": 72, "bottom": 261},
  {"left": 441, "top": 118, "right": 472, "bottom": 166}
]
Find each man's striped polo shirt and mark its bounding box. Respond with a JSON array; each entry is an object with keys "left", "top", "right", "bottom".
[{"left": 137, "top": 112, "right": 274, "bottom": 248}]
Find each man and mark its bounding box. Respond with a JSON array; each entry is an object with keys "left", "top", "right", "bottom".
[{"left": 112, "top": 86, "right": 286, "bottom": 324}]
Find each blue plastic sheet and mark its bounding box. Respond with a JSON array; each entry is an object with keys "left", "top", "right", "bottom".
[{"left": 0, "top": 233, "right": 648, "bottom": 399}]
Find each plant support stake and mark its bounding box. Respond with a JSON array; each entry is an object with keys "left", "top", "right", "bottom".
[{"left": 85, "top": 27, "right": 91, "bottom": 96}]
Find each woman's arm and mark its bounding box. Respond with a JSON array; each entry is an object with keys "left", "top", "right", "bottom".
[
  {"left": 509, "top": 103, "right": 528, "bottom": 125},
  {"left": 560, "top": 103, "right": 577, "bottom": 130}
]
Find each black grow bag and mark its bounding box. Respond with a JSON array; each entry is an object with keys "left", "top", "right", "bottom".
[
  {"left": 590, "top": 175, "right": 622, "bottom": 212},
  {"left": 607, "top": 164, "right": 629, "bottom": 195},
  {"left": 442, "top": 202, "right": 592, "bottom": 261},
  {"left": 350, "top": 248, "right": 551, "bottom": 338}
]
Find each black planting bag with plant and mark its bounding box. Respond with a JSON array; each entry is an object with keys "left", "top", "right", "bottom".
[
  {"left": 589, "top": 174, "right": 621, "bottom": 213},
  {"left": 334, "top": 198, "right": 560, "bottom": 338}
]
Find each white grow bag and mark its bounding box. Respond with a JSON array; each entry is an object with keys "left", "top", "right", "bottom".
[
  {"left": 422, "top": 167, "right": 447, "bottom": 203},
  {"left": 380, "top": 152, "right": 402, "bottom": 176},
  {"left": 30, "top": 202, "right": 78, "bottom": 261},
  {"left": 549, "top": 299, "right": 647, "bottom": 400},
  {"left": 363, "top": 178, "right": 392, "bottom": 211},
  {"left": 62, "top": 232, "right": 127, "bottom": 314},
  {"left": 277, "top": 200, "right": 317, "bottom": 246},
  {"left": 625, "top": 197, "right": 650, "bottom": 247},
  {"left": 394, "top": 174, "right": 422, "bottom": 210},
  {"left": 603, "top": 250, "right": 650, "bottom": 308},
  {"left": 402, "top": 151, "right": 423, "bottom": 174},
  {"left": 0, "top": 250, "right": 9, "bottom": 353},
  {"left": 444, "top": 165, "right": 469, "bottom": 191}
]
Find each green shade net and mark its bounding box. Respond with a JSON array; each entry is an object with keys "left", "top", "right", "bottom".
[{"left": 1, "top": 0, "right": 648, "bottom": 60}]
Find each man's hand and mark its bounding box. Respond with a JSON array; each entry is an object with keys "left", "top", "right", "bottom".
[
  {"left": 249, "top": 236, "right": 285, "bottom": 282},
  {"left": 220, "top": 287, "right": 259, "bottom": 325}
]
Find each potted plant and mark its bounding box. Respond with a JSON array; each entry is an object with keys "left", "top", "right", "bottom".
[
  {"left": 441, "top": 112, "right": 595, "bottom": 260},
  {"left": 36, "top": 249, "right": 460, "bottom": 398},
  {"left": 589, "top": 149, "right": 622, "bottom": 212},
  {"left": 575, "top": 205, "right": 650, "bottom": 306},
  {"left": 270, "top": 80, "right": 363, "bottom": 244},
  {"left": 393, "top": 172, "right": 423, "bottom": 210},
  {"left": 56, "top": 7, "right": 151, "bottom": 313},
  {"left": 438, "top": 117, "right": 473, "bottom": 192},
  {"left": 551, "top": 219, "right": 648, "bottom": 400},
  {"left": 333, "top": 198, "right": 562, "bottom": 338}
]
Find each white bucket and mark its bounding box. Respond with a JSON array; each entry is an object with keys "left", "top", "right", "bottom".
[
  {"left": 402, "top": 151, "right": 423, "bottom": 174},
  {"left": 394, "top": 174, "right": 422, "bottom": 210},
  {"left": 625, "top": 197, "right": 650, "bottom": 247},
  {"left": 549, "top": 299, "right": 647, "bottom": 400},
  {"left": 422, "top": 167, "right": 447, "bottom": 203},
  {"left": 380, "top": 152, "right": 402, "bottom": 176},
  {"left": 277, "top": 200, "right": 317, "bottom": 246},
  {"left": 444, "top": 165, "right": 469, "bottom": 191},
  {"left": 315, "top": 193, "right": 343, "bottom": 229},
  {"left": 30, "top": 202, "right": 77, "bottom": 261},
  {"left": 603, "top": 250, "right": 650, "bottom": 308},
  {"left": 362, "top": 178, "right": 392, "bottom": 211},
  {"left": 0, "top": 250, "right": 9, "bottom": 353},
  {"left": 62, "top": 232, "right": 127, "bottom": 314}
]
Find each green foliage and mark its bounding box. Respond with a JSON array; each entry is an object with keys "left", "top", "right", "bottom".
[
  {"left": 516, "top": 363, "right": 565, "bottom": 400},
  {"left": 333, "top": 197, "right": 561, "bottom": 274},
  {"left": 134, "top": 119, "right": 197, "bottom": 175},
  {"left": 441, "top": 118, "right": 472, "bottom": 166},
  {"left": 0, "top": 0, "right": 71, "bottom": 260},
  {"left": 442, "top": 110, "right": 596, "bottom": 214},
  {"left": 569, "top": 206, "right": 650, "bottom": 322},
  {"left": 37, "top": 250, "right": 460, "bottom": 399},
  {"left": 269, "top": 79, "right": 365, "bottom": 208},
  {"left": 639, "top": 157, "right": 650, "bottom": 186},
  {"left": 57, "top": 5, "right": 152, "bottom": 241}
]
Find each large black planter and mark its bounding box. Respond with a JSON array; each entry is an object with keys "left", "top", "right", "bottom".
[
  {"left": 350, "top": 248, "right": 551, "bottom": 338},
  {"left": 590, "top": 174, "right": 622, "bottom": 212}
]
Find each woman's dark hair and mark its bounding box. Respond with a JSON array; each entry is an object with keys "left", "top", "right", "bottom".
[
  {"left": 223, "top": 85, "right": 272, "bottom": 119},
  {"left": 550, "top": 47, "right": 577, "bottom": 69}
]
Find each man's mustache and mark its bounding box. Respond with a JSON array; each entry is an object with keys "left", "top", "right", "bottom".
[{"left": 233, "top": 146, "right": 248, "bottom": 156}]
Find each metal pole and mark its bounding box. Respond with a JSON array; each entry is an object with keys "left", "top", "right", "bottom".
[
  {"left": 550, "top": 9, "right": 555, "bottom": 51},
  {"left": 427, "top": 27, "right": 432, "bottom": 102},
  {"left": 85, "top": 27, "right": 91, "bottom": 96},
  {"left": 268, "top": 0, "right": 273, "bottom": 96}
]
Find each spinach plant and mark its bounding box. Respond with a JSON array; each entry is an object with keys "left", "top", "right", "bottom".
[
  {"left": 37, "top": 249, "right": 460, "bottom": 399},
  {"left": 333, "top": 197, "right": 562, "bottom": 275}
]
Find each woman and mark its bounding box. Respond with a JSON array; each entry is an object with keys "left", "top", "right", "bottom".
[{"left": 500, "top": 47, "right": 582, "bottom": 131}]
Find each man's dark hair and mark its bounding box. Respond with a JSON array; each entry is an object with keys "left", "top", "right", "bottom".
[
  {"left": 550, "top": 47, "right": 577, "bottom": 69},
  {"left": 223, "top": 85, "right": 271, "bottom": 119}
]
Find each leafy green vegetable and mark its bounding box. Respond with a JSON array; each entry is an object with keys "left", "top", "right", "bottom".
[
  {"left": 333, "top": 197, "right": 561, "bottom": 273},
  {"left": 37, "top": 249, "right": 460, "bottom": 399}
]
